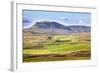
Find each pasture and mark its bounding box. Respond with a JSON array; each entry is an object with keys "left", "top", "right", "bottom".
[{"left": 23, "top": 32, "right": 91, "bottom": 62}]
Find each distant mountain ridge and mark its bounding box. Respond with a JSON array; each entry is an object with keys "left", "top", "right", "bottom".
[{"left": 24, "top": 21, "right": 91, "bottom": 34}]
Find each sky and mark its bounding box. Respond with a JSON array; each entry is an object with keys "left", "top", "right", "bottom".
[{"left": 23, "top": 10, "right": 91, "bottom": 28}]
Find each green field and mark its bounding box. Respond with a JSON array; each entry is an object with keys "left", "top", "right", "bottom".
[{"left": 23, "top": 32, "right": 91, "bottom": 62}]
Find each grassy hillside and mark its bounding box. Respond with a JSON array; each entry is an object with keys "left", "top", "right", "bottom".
[{"left": 23, "top": 32, "right": 91, "bottom": 62}]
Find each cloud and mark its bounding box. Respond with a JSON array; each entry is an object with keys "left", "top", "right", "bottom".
[
  {"left": 78, "top": 20, "right": 83, "bottom": 24},
  {"left": 60, "top": 17, "right": 68, "bottom": 20},
  {"left": 23, "top": 19, "right": 31, "bottom": 23}
]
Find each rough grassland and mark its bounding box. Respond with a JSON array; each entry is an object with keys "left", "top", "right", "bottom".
[{"left": 23, "top": 32, "right": 91, "bottom": 62}]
